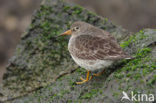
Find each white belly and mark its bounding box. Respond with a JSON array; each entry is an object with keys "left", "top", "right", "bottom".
[{"left": 71, "top": 54, "right": 113, "bottom": 71}]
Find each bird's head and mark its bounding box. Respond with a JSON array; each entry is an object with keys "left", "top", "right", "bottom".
[{"left": 59, "top": 21, "right": 90, "bottom": 36}]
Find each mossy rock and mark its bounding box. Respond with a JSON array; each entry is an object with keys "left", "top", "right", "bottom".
[{"left": 0, "top": 0, "right": 156, "bottom": 103}]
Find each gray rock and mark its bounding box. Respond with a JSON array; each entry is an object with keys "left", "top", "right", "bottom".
[{"left": 0, "top": 0, "right": 156, "bottom": 103}]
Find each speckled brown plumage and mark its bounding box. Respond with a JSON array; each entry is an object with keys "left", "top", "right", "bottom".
[
  {"left": 60, "top": 21, "right": 132, "bottom": 84},
  {"left": 71, "top": 34, "right": 130, "bottom": 60},
  {"left": 68, "top": 22, "right": 131, "bottom": 61}
]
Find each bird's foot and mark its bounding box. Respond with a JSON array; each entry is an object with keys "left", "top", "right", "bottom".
[
  {"left": 93, "top": 70, "right": 105, "bottom": 76},
  {"left": 76, "top": 71, "right": 92, "bottom": 85},
  {"left": 76, "top": 78, "right": 89, "bottom": 84},
  {"left": 93, "top": 72, "right": 102, "bottom": 76}
]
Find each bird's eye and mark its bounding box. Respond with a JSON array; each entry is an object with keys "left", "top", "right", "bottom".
[
  {"left": 72, "top": 27, "right": 79, "bottom": 31},
  {"left": 75, "top": 27, "right": 79, "bottom": 30}
]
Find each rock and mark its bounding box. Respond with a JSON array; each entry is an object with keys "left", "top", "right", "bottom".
[{"left": 0, "top": 0, "right": 156, "bottom": 102}]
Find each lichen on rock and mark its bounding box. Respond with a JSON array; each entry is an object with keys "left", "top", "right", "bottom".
[{"left": 0, "top": 0, "right": 156, "bottom": 103}]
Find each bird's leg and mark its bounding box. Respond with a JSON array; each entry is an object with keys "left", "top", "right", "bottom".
[
  {"left": 76, "top": 71, "right": 92, "bottom": 84},
  {"left": 89, "top": 70, "right": 105, "bottom": 80},
  {"left": 93, "top": 69, "right": 105, "bottom": 76}
]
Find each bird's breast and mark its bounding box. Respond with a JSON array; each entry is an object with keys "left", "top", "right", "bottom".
[{"left": 68, "top": 36, "right": 76, "bottom": 55}]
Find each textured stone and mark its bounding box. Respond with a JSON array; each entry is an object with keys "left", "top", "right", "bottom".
[{"left": 0, "top": 0, "right": 156, "bottom": 103}]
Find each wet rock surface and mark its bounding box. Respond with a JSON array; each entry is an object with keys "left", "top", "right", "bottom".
[{"left": 0, "top": 0, "right": 156, "bottom": 102}]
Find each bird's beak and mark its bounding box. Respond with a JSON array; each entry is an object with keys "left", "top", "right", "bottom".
[{"left": 59, "top": 30, "right": 72, "bottom": 36}]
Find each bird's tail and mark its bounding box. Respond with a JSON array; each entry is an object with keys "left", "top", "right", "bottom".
[{"left": 125, "top": 55, "right": 135, "bottom": 59}]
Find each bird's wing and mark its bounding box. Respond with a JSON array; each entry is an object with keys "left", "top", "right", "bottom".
[{"left": 72, "top": 34, "right": 130, "bottom": 60}]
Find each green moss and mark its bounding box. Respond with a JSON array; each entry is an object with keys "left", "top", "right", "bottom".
[
  {"left": 76, "top": 68, "right": 86, "bottom": 75},
  {"left": 86, "top": 11, "right": 97, "bottom": 17},
  {"left": 123, "top": 48, "right": 152, "bottom": 71},
  {"left": 72, "top": 7, "right": 83, "bottom": 15},
  {"left": 67, "top": 100, "right": 72, "bottom": 103},
  {"left": 80, "top": 89, "right": 99, "bottom": 99},
  {"left": 135, "top": 48, "right": 151, "bottom": 58},
  {"left": 139, "top": 29, "right": 144, "bottom": 34},
  {"left": 68, "top": 79, "right": 75, "bottom": 87},
  {"left": 105, "top": 18, "right": 108, "bottom": 22},
  {"left": 133, "top": 73, "right": 142, "bottom": 80},
  {"left": 147, "top": 74, "right": 156, "bottom": 86},
  {"left": 114, "top": 73, "right": 124, "bottom": 79},
  {"left": 120, "top": 29, "right": 149, "bottom": 48},
  {"left": 114, "top": 28, "right": 154, "bottom": 83},
  {"left": 72, "top": 6, "right": 83, "bottom": 14},
  {"left": 57, "top": 90, "right": 70, "bottom": 97},
  {"left": 63, "top": 6, "right": 71, "bottom": 11},
  {"left": 120, "top": 35, "right": 135, "bottom": 48},
  {"left": 2, "top": 0, "right": 156, "bottom": 102},
  {"left": 113, "top": 92, "right": 119, "bottom": 97},
  {"left": 40, "top": 5, "right": 53, "bottom": 16}
]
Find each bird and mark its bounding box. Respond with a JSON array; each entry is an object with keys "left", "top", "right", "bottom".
[{"left": 59, "top": 21, "right": 132, "bottom": 84}]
